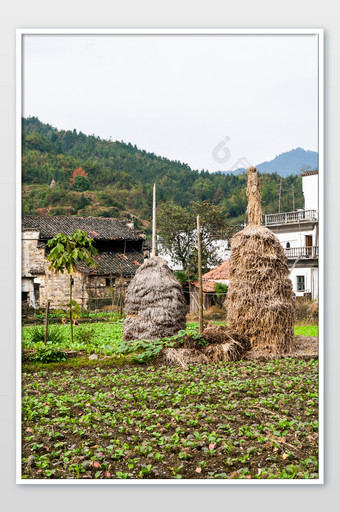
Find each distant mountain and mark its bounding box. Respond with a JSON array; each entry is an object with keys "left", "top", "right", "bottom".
[{"left": 220, "top": 148, "right": 318, "bottom": 177}]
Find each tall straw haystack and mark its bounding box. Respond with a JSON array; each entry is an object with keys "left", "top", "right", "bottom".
[
  {"left": 123, "top": 256, "right": 186, "bottom": 341},
  {"left": 226, "top": 166, "right": 295, "bottom": 356}
]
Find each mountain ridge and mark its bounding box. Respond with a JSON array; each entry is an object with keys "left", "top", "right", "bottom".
[{"left": 218, "top": 147, "right": 318, "bottom": 177}]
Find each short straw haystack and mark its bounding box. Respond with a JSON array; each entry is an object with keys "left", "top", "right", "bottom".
[
  {"left": 123, "top": 256, "right": 187, "bottom": 341},
  {"left": 226, "top": 166, "right": 295, "bottom": 356},
  {"left": 201, "top": 324, "right": 249, "bottom": 362}
]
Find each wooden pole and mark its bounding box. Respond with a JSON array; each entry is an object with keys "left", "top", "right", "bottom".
[
  {"left": 119, "top": 269, "right": 123, "bottom": 316},
  {"left": 197, "top": 215, "right": 204, "bottom": 334},
  {"left": 44, "top": 300, "right": 50, "bottom": 346},
  {"left": 152, "top": 183, "right": 156, "bottom": 257},
  {"left": 278, "top": 177, "right": 282, "bottom": 214},
  {"left": 70, "top": 276, "right": 73, "bottom": 343},
  {"left": 292, "top": 184, "right": 295, "bottom": 212},
  {"left": 110, "top": 273, "right": 114, "bottom": 312}
]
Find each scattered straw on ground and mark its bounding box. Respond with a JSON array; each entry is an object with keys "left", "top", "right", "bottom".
[
  {"left": 200, "top": 324, "right": 249, "bottom": 362},
  {"left": 161, "top": 318, "right": 318, "bottom": 367},
  {"left": 202, "top": 342, "right": 244, "bottom": 363},
  {"left": 163, "top": 324, "right": 250, "bottom": 367},
  {"left": 243, "top": 335, "right": 318, "bottom": 361},
  {"left": 163, "top": 348, "right": 208, "bottom": 367},
  {"left": 202, "top": 324, "right": 249, "bottom": 347}
]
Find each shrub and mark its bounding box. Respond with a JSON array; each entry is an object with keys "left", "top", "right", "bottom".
[
  {"left": 294, "top": 300, "right": 318, "bottom": 323},
  {"left": 214, "top": 282, "right": 228, "bottom": 297},
  {"left": 74, "top": 326, "right": 95, "bottom": 345},
  {"left": 30, "top": 347, "right": 67, "bottom": 363},
  {"left": 72, "top": 174, "right": 90, "bottom": 191},
  {"left": 28, "top": 325, "right": 65, "bottom": 344}
]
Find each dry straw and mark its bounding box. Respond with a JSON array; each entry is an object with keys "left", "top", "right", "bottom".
[
  {"left": 164, "top": 324, "right": 249, "bottom": 367},
  {"left": 226, "top": 166, "right": 295, "bottom": 356},
  {"left": 201, "top": 323, "right": 249, "bottom": 361},
  {"left": 123, "top": 256, "right": 186, "bottom": 341},
  {"left": 164, "top": 348, "right": 209, "bottom": 368}
]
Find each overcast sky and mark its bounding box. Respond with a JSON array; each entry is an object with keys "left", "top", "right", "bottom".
[{"left": 22, "top": 33, "right": 318, "bottom": 172}]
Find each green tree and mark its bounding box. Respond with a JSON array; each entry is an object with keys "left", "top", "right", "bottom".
[
  {"left": 72, "top": 174, "right": 90, "bottom": 191},
  {"left": 157, "top": 202, "right": 196, "bottom": 274},
  {"left": 47, "top": 230, "right": 98, "bottom": 342},
  {"left": 190, "top": 201, "right": 230, "bottom": 247},
  {"left": 157, "top": 201, "right": 230, "bottom": 280}
]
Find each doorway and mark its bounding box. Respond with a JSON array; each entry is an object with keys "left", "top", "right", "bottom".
[{"left": 305, "top": 235, "right": 312, "bottom": 257}]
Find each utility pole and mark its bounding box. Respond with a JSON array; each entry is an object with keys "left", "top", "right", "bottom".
[
  {"left": 197, "top": 215, "right": 203, "bottom": 334},
  {"left": 152, "top": 183, "right": 156, "bottom": 258},
  {"left": 278, "top": 177, "right": 282, "bottom": 214},
  {"left": 292, "top": 184, "right": 295, "bottom": 212}
]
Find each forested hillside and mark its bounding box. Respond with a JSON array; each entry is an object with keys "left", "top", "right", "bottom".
[{"left": 22, "top": 116, "right": 305, "bottom": 230}]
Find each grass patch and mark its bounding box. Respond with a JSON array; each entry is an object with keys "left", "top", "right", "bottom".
[
  {"left": 22, "top": 321, "right": 124, "bottom": 356},
  {"left": 294, "top": 325, "right": 318, "bottom": 337},
  {"left": 22, "top": 320, "right": 318, "bottom": 366}
]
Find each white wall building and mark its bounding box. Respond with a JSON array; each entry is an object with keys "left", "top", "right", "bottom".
[
  {"left": 157, "top": 171, "right": 319, "bottom": 302},
  {"left": 264, "top": 170, "right": 319, "bottom": 299}
]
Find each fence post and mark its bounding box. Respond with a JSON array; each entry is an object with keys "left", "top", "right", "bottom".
[{"left": 44, "top": 300, "right": 50, "bottom": 346}]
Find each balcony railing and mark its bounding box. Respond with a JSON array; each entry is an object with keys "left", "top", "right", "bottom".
[
  {"left": 285, "top": 246, "right": 318, "bottom": 259},
  {"left": 265, "top": 210, "right": 318, "bottom": 226}
]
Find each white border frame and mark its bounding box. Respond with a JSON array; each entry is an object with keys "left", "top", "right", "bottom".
[{"left": 16, "top": 28, "right": 324, "bottom": 485}]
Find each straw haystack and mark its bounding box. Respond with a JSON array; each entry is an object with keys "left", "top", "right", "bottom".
[
  {"left": 226, "top": 166, "right": 295, "bottom": 356},
  {"left": 164, "top": 348, "right": 209, "bottom": 367},
  {"left": 201, "top": 324, "right": 249, "bottom": 361},
  {"left": 163, "top": 324, "right": 248, "bottom": 367},
  {"left": 123, "top": 256, "right": 186, "bottom": 341}
]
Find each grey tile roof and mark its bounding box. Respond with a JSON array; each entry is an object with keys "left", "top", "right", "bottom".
[
  {"left": 78, "top": 251, "right": 144, "bottom": 277},
  {"left": 22, "top": 216, "right": 141, "bottom": 241}
]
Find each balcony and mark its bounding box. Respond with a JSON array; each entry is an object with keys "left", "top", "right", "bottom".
[
  {"left": 285, "top": 246, "right": 318, "bottom": 259},
  {"left": 265, "top": 210, "right": 318, "bottom": 226}
]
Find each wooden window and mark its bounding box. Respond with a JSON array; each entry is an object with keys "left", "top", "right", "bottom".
[
  {"left": 297, "top": 275, "right": 305, "bottom": 292},
  {"left": 305, "top": 235, "right": 312, "bottom": 256}
]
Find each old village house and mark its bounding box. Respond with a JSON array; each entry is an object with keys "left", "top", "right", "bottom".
[
  {"left": 189, "top": 260, "right": 230, "bottom": 314},
  {"left": 22, "top": 216, "right": 146, "bottom": 309}
]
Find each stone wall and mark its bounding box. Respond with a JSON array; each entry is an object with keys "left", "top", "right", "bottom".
[
  {"left": 22, "top": 231, "right": 45, "bottom": 277},
  {"left": 22, "top": 230, "right": 89, "bottom": 308},
  {"left": 21, "top": 230, "right": 131, "bottom": 309},
  {"left": 38, "top": 268, "right": 88, "bottom": 308}
]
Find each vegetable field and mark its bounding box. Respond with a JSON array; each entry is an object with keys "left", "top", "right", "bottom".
[{"left": 21, "top": 321, "right": 319, "bottom": 480}]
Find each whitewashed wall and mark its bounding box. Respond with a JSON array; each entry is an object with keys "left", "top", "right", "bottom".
[
  {"left": 289, "top": 267, "right": 318, "bottom": 299},
  {"left": 302, "top": 173, "right": 318, "bottom": 211},
  {"left": 275, "top": 227, "right": 317, "bottom": 249}
]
